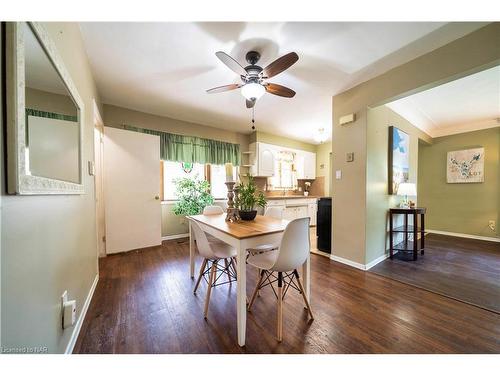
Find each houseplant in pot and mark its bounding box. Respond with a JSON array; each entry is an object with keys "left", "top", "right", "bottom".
[
  {"left": 172, "top": 177, "right": 214, "bottom": 216},
  {"left": 235, "top": 175, "right": 267, "bottom": 221}
]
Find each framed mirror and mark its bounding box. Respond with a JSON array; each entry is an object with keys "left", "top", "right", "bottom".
[{"left": 5, "top": 22, "right": 84, "bottom": 194}]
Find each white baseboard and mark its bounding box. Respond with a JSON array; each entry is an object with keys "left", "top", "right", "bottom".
[
  {"left": 427, "top": 229, "right": 500, "bottom": 243},
  {"left": 330, "top": 255, "right": 367, "bottom": 270},
  {"left": 162, "top": 233, "right": 189, "bottom": 241},
  {"left": 330, "top": 251, "right": 395, "bottom": 271},
  {"left": 65, "top": 274, "right": 99, "bottom": 354},
  {"left": 365, "top": 252, "right": 393, "bottom": 270}
]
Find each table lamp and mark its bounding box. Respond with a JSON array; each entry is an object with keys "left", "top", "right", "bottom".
[{"left": 397, "top": 183, "right": 416, "bottom": 208}]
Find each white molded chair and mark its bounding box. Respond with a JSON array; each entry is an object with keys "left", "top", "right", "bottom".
[
  {"left": 247, "top": 217, "right": 314, "bottom": 342},
  {"left": 202, "top": 205, "right": 225, "bottom": 244},
  {"left": 191, "top": 220, "right": 237, "bottom": 319},
  {"left": 203, "top": 205, "right": 224, "bottom": 215},
  {"left": 264, "top": 206, "right": 284, "bottom": 220}
]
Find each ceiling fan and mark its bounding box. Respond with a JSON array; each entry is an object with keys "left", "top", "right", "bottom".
[{"left": 206, "top": 50, "right": 298, "bottom": 108}]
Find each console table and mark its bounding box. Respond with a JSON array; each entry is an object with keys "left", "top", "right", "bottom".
[{"left": 389, "top": 207, "right": 426, "bottom": 261}]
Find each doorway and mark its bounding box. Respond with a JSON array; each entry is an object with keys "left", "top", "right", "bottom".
[{"left": 93, "top": 100, "right": 106, "bottom": 257}]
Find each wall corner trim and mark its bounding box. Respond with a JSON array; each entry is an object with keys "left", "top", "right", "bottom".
[
  {"left": 64, "top": 274, "right": 99, "bottom": 354},
  {"left": 331, "top": 252, "right": 394, "bottom": 271},
  {"left": 427, "top": 229, "right": 500, "bottom": 243}
]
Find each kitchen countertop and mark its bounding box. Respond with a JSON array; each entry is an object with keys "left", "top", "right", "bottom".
[{"left": 265, "top": 195, "right": 320, "bottom": 200}]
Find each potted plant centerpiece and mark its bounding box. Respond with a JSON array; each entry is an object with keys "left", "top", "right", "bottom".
[{"left": 235, "top": 175, "right": 267, "bottom": 221}]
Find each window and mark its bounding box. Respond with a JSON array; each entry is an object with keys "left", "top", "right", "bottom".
[
  {"left": 161, "top": 161, "right": 237, "bottom": 200},
  {"left": 269, "top": 151, "right": 297, "bottom": 189},
  {"left": 162, "top": 161, "right": 205, "bottom": 200}
]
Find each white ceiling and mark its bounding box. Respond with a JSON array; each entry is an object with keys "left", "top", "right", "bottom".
[
  {"left": 79, "top": 22, "right": 487, "bottom": 144},
  {"left": 386, "top": 65, "right": 500, "bottom": 138}
]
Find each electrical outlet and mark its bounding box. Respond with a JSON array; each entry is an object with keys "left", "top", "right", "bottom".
[{"left": 488, "top": 220, "right": 496, "bottom": 232}]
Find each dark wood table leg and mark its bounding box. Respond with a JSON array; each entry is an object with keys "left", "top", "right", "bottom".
[
  {"left": 404, "top": 213, "right": 408, "bottom": 246},
  {"left": 413, "top": 212, "right": 418, "bottom": 260},
  {"left": 421, "top": 213, "right": 425, "bottom": 255},
  {"left": 389, "top": 212, "right": 394, "bottom": 259}
]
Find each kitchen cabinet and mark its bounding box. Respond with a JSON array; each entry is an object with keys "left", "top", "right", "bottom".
[
  {"left": 267, "top": 198, "right": 317, "bottom": 226},
  {"left": 308, "top": 203, "right": 317, "bottom": 226},
  {"left": 295, "top": 151, "right": 316, "bottom": 180},
  {"left": 249, "top": 142, "right": 275, "bottom": 177},
  {"left": 248, "top": 142, "right": 316, "bottom": 180},
  {"left": 303, "top": 152, "right": 316, "bottom": 179}
]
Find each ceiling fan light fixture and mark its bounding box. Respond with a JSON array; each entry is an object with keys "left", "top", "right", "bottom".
[{"left": 241, "top": 82, "right": 265, "bottom": 101}]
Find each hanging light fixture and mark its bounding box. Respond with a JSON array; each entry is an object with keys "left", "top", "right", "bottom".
[
  {"left": 241, "top": 82, "right": 265, "bottom": 101},
  {"left": 314, "top": 128, "right": 328, "bottom": 144}
]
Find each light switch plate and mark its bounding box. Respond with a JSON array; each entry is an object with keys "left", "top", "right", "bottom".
[
  {"left": 88, "top": 161, "right": 95, "bottom": 176},
  {"left": 336, "top": 170, "right": 342, "bottom": 180}
]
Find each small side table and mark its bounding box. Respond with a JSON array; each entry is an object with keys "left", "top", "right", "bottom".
[{"left": 389, "top": 207, "right": 426, "bottom": 261}]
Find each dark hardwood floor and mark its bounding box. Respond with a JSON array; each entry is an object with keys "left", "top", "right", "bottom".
[
  {"left": 73, "top": 237, "right": 500, "bottom": 354},
  {"left": 370, "top": 234, "right": 500, "bottom": 313}
]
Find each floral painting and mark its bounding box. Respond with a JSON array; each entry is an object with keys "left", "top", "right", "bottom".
[
  {"left": 447, "top": 148, "right": 484, "bottom": 183},
  {"left": 388, "top": 126, "right": 410, "bottom": 194}
]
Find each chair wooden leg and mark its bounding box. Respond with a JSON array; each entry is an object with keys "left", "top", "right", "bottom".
[
  {"left": 277, "top": 272, "right": 283, "bottom": 342},
  {"left": 204, "top": 261, "right": 217, "bottom": 320},
  {"left": 248, "top": 270, "right": 265, "bottom": 311},
  {"left": 294, "top": 269, "right": 314, "bottom": 320},
  {"left": 257, "top": 268, "right": 261, "bottom": 296},
  {"left": 193, "top": 258, "right": 208, "bottom": 294},
  {"left": 230, "top": 257, "right": 237, "bottom": 279},
  {"left": 224, "top": 259, "right": 231, "bottom": 284}
]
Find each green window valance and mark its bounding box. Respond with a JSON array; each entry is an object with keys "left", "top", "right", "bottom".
[
  {"left": 26, "top": 108, "right": 78, "bottom": 122},
  {"left": 122, "top": 125, "right": 240, "bottom": 166}
]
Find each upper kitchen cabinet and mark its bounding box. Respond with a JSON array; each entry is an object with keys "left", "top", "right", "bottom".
[
  {"left": 249, "top": 141, "right": 316, "bottom": 179},
  {"left": 303, "top": 151, "right": 316, "bottom": 179},
  {"left": 249, "top": 142, "right": 276, "bottom": 177},
  {"left": 296, "top": 151, "right": 316, "bottom": 180}
]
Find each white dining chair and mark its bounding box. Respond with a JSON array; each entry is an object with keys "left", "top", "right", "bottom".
[
  {"left": 247, "top": 217, "right": 314, "bottom": 342},
  {"left": 191, "top": 220, "right": 237, "bottom": 319},
  {"left": 264, "top": 206, "right": 283, "bottom": 219},
  {"left": 202, "top": 205, "right": 224, "bottom": 215}
]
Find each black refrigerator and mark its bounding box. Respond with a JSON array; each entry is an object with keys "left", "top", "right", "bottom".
[{"left": 316, "top": 197, "right": 332, "bottom": 253}]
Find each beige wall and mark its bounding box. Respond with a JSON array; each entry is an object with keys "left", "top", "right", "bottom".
[
  {"left": 418, "top": 127, "right": 499, "bottom": 238},
  {"left": 1, "top": 23, "right": 100, "bottom": 353},
  {"left": 26, "top": 87, "right": 77, "bottom": 117},
  {"left": 332, "top": 23, "right": 500, "bottom": 266},
  {"left": 366, "top": 106, "right": 432, "bottom": 264},
  {"left": 252, "top": 130, "right": 317, "bottom": 153}
]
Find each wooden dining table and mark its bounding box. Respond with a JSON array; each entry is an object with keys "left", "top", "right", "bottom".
[{"left": 187, "top": 213, "right": 311, "bottom": 347}]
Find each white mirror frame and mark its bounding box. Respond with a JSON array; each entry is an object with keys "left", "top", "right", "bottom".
[{"left": 6, "top": 22, "right": 85, "bottom": 195}]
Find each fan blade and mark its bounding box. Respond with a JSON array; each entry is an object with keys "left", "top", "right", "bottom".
[
  {"left": 246, "top": 99, "right": 256, "bottom": 108},
  {"left": 206, "top": 84, "right": 241, "bottom": 94},
  {"left": 262, "top": 52, "right": 298, "bottom": 78},
  {"left": 265, "top": 83, "right": 296, "bottom": 98},
  {"left": 215, "top": 51, "right": 247, "bottom": 76}
]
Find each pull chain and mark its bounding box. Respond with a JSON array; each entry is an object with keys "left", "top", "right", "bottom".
[{"left": 251, "top": 105, "right": 255, "bottom": 130}]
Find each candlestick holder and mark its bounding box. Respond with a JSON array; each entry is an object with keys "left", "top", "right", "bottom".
[{"left": 225, "top": 181, "right": 240, "bottom": 222}]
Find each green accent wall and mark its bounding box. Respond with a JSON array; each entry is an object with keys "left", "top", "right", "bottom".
[
  {"left": 418, "top": 127, "right": 499, "bottom": 238},
  {"left": 252, "top": 131, "right": 317, "bottom": 152},
  {"left": 366, "top": 106, "right": 432, "bottom": 265}
]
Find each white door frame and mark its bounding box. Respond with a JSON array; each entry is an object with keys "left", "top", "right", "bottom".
[{"left": 93, "top": 99, "right": 106, "bottom": 257}]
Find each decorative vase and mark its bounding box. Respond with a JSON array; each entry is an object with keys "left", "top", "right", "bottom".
[
  {"left": 239, "top": 210, "right": 257, "bottom": 221},
  {"left": 304, "top": 191, "right": 309, "bottom": 197}
]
